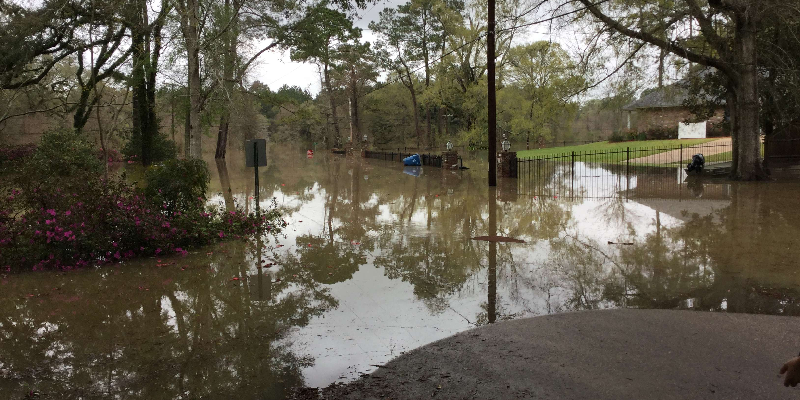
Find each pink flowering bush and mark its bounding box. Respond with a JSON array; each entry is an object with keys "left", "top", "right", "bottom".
[
  {"left": 0, "top": 144, "right": 36, "bottom": 165},
  {"left": 0, "top": 130, "right": 282, "bottom": 272}
]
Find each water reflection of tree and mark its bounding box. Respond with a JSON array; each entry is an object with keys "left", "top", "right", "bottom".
[
  {"left": 0, "top": 239, "right": 336, "bottom": 399},
  {"left": 533, "top": 183, "right": 800, "bottom": 316}
]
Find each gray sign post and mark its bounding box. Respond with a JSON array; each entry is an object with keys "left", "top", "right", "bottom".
[
  {"left": 246, "top": 139, "right": 267, "bottom": 283},
  {"left": 245, "top": 139, "right": 267, "bottom": 216}
]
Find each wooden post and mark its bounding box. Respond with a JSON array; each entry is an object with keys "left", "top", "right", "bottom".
[{"left": 487, "top": 0, "right": 496, "bottom": 187}]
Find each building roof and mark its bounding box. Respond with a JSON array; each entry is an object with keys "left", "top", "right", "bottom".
[
  {"left": 623, "top": 85, "right": 689, "bottom": 111},
  {"left": 623, "top": 68, "right": 724, "bottom": 111}
]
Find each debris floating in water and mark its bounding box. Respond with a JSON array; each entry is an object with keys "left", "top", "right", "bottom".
[
  {"left": 471, "top": 236, "right": 526, "bottom": 243},
  {"left": 608, "top": 241, "right": 634, "bottom": 246}
]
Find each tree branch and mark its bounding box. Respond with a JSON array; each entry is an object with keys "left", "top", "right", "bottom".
[{"left": 574, "top": 0, "right": 735, "bottom": 79}]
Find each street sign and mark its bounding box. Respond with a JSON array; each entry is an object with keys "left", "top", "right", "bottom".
[{"left": 245, "top": 139, "right": 267, "bottom": 167}]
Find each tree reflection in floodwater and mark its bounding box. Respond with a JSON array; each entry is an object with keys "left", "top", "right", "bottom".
[
  {"left": 4, "top": 148, "right": 800, "bottom": 397},
  {"left": 0, "top": 238, "right": 336, "bottom": 398}
]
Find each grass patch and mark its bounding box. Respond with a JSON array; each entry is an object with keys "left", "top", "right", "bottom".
[{"left": 517, "top": 138, "right": 718, "bottom": 161}]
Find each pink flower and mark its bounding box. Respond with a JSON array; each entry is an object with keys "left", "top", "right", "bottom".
[
  {"left": 45, "top": 219, "right": 54, "bottom": 225},
  {"left": 47, "top": 209, "right": 56, "bottom": 216},
  {"left": 63, "top": 231, "right": 72, "bottom": 237},
  {"left": 65, "top": 211, "right": 71, "bottom": 216},
  {"left": 218, "top": 231, "right": 225, "bottom": 238}
]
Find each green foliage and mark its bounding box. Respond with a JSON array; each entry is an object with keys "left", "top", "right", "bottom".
[
  {"left": 144, "top": 159, "right": 210, "bottom": 215},
  {"left": 15, "top": 129, "right": 103, "bottom": 210},
  {"left": 122, "top": 130, "right": 177, "bottom": 163},
  {"left": 608, "top": 132, "right": 626, "bottom": 143},
  {"left": 24, "top": 129, "right": 102, "bottom": 178},
  {"left": 641, "top": 126, "right": 678, "bottom": 141},
  {"left": 498, "top": 41, "right": 585, "bottom": 144}
]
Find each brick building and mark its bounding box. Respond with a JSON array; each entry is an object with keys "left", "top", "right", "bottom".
[{"left": 623, "top": 85, "right": 726, "bottom": 137}]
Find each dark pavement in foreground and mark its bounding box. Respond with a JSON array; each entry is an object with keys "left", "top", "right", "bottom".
[{"left": 300, "top": 309, "right": 800, "bottom": 399}]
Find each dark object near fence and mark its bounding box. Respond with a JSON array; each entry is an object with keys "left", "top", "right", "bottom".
[
  {"left": 685, "top": 153, "right": 705, "bottom": 174},
  {"left": 403, "top": 154, "right": 421, "bottom": 166}
]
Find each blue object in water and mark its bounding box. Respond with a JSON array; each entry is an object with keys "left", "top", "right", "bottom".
[
  {"left": 403, "top": 154, "right": 421, "bottom": 166},
  {"left": 403, "top": 166, "right": 422, "bottom": 177}
]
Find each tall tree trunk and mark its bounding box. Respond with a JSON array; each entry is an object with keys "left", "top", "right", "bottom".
[
  {"left": 726, "top": 85, "right": 738, "bottom": 173},
  {"left": 437, "top": 106, "right": 444, "bottom": 141},
  {"left": 409, "top": 86, "right": 421, "bottom": 148},
  {"left": 184, "top": 101, "right": 191, "bottom": 157},
  {"left": 215, "top": 159, "right": 235, "bottom": 211},
  {"left": 348, "top": 67, "right": 359, "bottom": 143},
  {"left": 171, "top": 90, "right": 176, "bottom": 142},
  {"left": 130, "top": 5, "right": 152, "bottom": 165},
  {"left": 658, "top": 48, "right": 665, "bottom": 88},
  {"left": 323, "top": 61, "right": 341, "bottom": 144},
  {"left": 144, "top": 2, "right": 163, "bottom": 166},
  {"left": 423, "top": 11, "right": 432, "bottom": 147},
  {"left": 181, "top": 0, "right": 203, "bottom": 158},
  {"left": 215, "top": 0, "right": 237, "bottom": 159},
  {"left": 732, "top": 10, "right": 762, "bottom": 180}
]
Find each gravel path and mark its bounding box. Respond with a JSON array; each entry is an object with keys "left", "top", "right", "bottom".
[
  {"left": 629, "top": 137, "right": 732, "bottom": 164},
  {"left": 298, "top": 309, "right": 800, "bottom": 400}
]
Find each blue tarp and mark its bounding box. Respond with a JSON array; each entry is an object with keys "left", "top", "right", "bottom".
[
  {"left": 403, "top": 166, "right": 422, "bottom": 177},
  {"left": 403, "top": 154, "right": 421, "bottom": 166}
]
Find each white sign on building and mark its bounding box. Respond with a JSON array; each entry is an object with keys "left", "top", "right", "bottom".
[{"left": 678, "top": 121, "right": 707, "bottom": 139}]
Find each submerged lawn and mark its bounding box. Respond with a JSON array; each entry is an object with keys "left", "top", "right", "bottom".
[{"left": 516, "top": 138, "right": 717, "bottom": 160}]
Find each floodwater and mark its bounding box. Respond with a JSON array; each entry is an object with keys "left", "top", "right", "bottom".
[{"left": 3, "top": 146, "right": 800, "bottom": 399}]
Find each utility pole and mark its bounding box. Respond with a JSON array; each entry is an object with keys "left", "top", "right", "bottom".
[{"left": 487, "top": 0, "right": 497, "bottom": 186}]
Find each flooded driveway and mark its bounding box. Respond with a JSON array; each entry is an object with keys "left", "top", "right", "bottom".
[{"left": 3, "top": 146, "right": 800, "bottom": 398}]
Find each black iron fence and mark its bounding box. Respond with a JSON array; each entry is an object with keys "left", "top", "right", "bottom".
[
  {"left": 517, "top": 140, "right": 734, "bottom": 167},
  {"left": 516, "top": 140, "right": 738, "bottom": 199},
  {"left": 363, "top": 150, "right": 444, "bottom": 168}
]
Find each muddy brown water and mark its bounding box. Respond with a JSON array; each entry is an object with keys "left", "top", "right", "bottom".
[{"left": 3, "top": 146, "right": 800, "bottom": 399}]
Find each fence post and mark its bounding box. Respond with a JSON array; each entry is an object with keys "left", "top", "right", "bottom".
[
  {"left": 571, "top": 151, "right": 575, "bottom": 200},
  {"left": 571, "top": 151, "right": 575, "bottom": 174},
  {"left": 679, "top": 144, "right": 683, "bottom": 169},
  {"left": 626, "top": 147, "right": 630, "bottom": 176}
]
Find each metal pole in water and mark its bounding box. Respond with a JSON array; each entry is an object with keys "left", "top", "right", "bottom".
[
  {"left": 487, "top": 0, "right": 497, "bottom": 187},
  {"left": 254, "top": 141, "right": 260, "bottom": 219}
]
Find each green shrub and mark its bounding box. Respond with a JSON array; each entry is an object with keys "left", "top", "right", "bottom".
[
  {"left": 122, "top": 131, "right": 177, "bottom": 163},
  {"left": 23, "top": 129, "right": 102, "bottom": 178},
  {"left": 144, "top": 158, "right": 210, "bottom": 215},
  {"left": 608, "top": 132, "right": 626, "bottom": 143},
  {"left": 15, "top": 129, "right": 103, "bottom": 210},
  {"left": 642, "top": 126, "right": 678, "bottom": 140}
]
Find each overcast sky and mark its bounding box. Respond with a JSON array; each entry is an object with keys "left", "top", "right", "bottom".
[
  {"left": 245, "top": 0, "right": 673, "bottom": 99},
  {"left": 249, "top": 0, "right": 397, "bottom": 95},
  {"left": 247, "top": 0, "right": 571, "bottom": 96}
]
